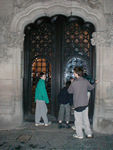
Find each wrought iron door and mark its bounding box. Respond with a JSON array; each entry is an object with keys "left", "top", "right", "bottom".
[
  {"left": 23, "top": 15, "right": 95, "bottom": 121},
  {"left": 62, "top": 16, "right": 95, "bottom": 121},
  {"left": 62, "top": 17, "right": 95, "bottom": 82},
  {"left": 24, "top": 17, "right": 56, "bottom": 120}
]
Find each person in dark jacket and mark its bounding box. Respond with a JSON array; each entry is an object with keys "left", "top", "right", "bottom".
[
  {"left": 58, "top": 81, "right": 73, "bottom": 128},
  {"left": 68, "top": 67, "right": 98, "bottom": 139}
]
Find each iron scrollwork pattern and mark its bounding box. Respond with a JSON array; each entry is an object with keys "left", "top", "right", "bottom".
[
  {"left": 63, "top": 17, "right": 95, "bottom": 81},
  {"left": 30, "top": 22, "right": 54, "bottom": 60},
  {"left": 25, "top": 18, "right": 54, "bottom": 114}
]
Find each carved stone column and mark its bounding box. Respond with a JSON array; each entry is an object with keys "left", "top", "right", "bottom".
[{"left": 91, "top": 29, "right": 113, "bottom": 133}]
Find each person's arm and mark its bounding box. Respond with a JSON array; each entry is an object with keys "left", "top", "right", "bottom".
[
  {"left": 42, "top": 81, "right": 49, "bottom": 103},
  {"left": 87, "top": 79, "right": 99, "bottom": 91},
  {"left": 68, "top": 94, "right": 73, "bottom": 105},
  {"left": 68, "top": 83, "right": 74, "bottom": 94},
  {"left": 35, "top": 84, "right": 38, "bottom": 102},
  {"left": 87, "top": 80, "right": 95, "bottom": 91},
  {"left": 57, "top": 90, "right": 63, "bottom": 104}
]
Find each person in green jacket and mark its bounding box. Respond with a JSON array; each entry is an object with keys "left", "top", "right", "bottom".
[{"left": 35, "top": 72, "right": 50, "bottom": 126}]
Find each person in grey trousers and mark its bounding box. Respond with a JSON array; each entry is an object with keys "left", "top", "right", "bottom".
[
  {"left": 58, "top": 81, "right": 73, "bottom": 128},
  {"left": 35, "top": 72, "right": 51, "bottom": 127},
  {"left": 68, "top": 67, "right": 98, "bottom": 139}
]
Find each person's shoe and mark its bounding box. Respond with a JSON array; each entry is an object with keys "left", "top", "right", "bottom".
[
  {"left": 45, "top": 121, "right": 51, "bottom": 126},
  {"left": 73, "top": 134, "right": 83, "bottom": 139},
  {"left": 86, "top": 134, "right": 93, "bottom": 138},
  {"left": 65, "top": 123, "right": 71, "bottom": 128},
  {"left": 71, "top": 126, "right": 76, "bottom": 130},
  {"left": 35, "top": 122, "right": 44, "bottom": 126}
]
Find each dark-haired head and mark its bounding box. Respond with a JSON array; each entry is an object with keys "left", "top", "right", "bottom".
[
  {"left": 39, "top": 72, "right": 45, "bottom": 78},
  {"left": 74, "top": 67, "right": 83, "bottom": 77},
  {"left": 66, "top": 81, "right": 71, "bottom": 88}
]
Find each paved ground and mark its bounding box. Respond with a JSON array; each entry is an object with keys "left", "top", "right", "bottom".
[{"left": 0, "top": 122, "right": 113, "bottom": 150}]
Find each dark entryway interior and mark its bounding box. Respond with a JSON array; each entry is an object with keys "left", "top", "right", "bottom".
[{"left": 23, "top": 15, "right": 95, "bottom": 123}]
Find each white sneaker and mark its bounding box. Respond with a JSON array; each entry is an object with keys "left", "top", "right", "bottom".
[
  {"left": 87, "top": 134, "right": 93, "bottom": 138},
  {"left": 73, "top": 134, "right": 83, "bottom": 139},
  {"left": 35, "top": 122, "right": 44, "bottom": 126},
  {"left": 71, "top": 126, "right": 76, "bottom": 130},
  {"left": 45, "top": 121, "right": 51, "bottom": 126}
]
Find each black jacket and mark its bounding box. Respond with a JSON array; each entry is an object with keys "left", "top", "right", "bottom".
[{"left": 58, "top": 87, "right": 73, "bottom": 105}]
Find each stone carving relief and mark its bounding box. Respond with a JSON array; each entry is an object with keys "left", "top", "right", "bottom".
[
  {"left": 14, "top": 0, "right": 32, "bottom": 13},
  {"left": 13, "top": 0, "right": 103, "bottom": 13},
  {"left": 7, "top": 32, "right": 25, "bottom": 49},
  {"left": 0, "top": 17, "right": 9, "bottom": 44},
  {"left": 110, "top": 13, "right": 113, "bottom": 45},
  {"left": 0, "top": 45, "right": 8, "bottom": 61},
  {"left": 69, "top": 0, "right": 103, "bottom": 10},
  {"left": 91, "top": 32, "right": 111, "bottom": 47},
  {"left": 91, "top": 12, "right": 113, "bottom": 47},
  {"left": 87, "top": 0, "right": 102, "bottom": 9},
  {"left": 14, "top": 0, "right": 50, "bottom": 13},
  {"left": 110, "top": 29, "right": 113, "bottom": 45},
  {"left": 0, "top": 17, "right": 12, "bottom": 62},
  {"left": 0, "top": 0, "right": 106, "bottom": 63},
  {"left": 0, "top": 14, "right": 24, "bottom": 62}
]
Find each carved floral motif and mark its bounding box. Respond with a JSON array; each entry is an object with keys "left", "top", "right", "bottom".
[
  {"left": 7, "top": 32, "right": 25, "bottom": 49},
  {"left": 91, "top": 32, "right": 106, "bottom": 46},
  {"left": 14, "top": 0, "right": 32, "bottom": 13},
  {"left": 87, "top": 0, "right": 102, "bottom": 9},
  {"left": 13, "top": 0, "right": 103, "bottom": 13},
  {"left": 91, "top": 12, "right": 113, "bottom": 47},
  {"left": 0, "top": 17, "right": 11, "bottom": 62}
]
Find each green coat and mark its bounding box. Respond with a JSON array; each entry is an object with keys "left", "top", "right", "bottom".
[{"left": 35, "top": 79, "right": 49, "bottom": 104}]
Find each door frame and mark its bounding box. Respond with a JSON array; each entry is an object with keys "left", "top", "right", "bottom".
[{"left": 23, "top": 15, "right": 96, "bottom": 122}]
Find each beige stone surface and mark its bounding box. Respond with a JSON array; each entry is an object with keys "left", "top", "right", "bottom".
[
  {"left": 0, "top": 63, "right": 13, "bottom": 80},
  {"left": 0, "top": 0, "right": 13, "bottom": 17},
  {"left": 0, "top": 0, "right": 113, "bottom": 132}
]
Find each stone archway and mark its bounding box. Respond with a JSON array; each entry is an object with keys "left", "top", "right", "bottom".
[{"left": 9, "top": 0, "right": 106, "bottom": 132}]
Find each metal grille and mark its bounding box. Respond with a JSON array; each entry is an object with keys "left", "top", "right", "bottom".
[
  {"left": 24, "top": 15, "right": 95, "bottom": 119},
  {"left": 63, "top": 17, "right": 94, "bottom": 81},
  {"left": 30, "top": 23, "right": 54, "bottom": 59},
  {"left": 64, "top": 23, "right": 90, "bottom": 57},
  {"left": 29, "top": 20, "right": 54, "bottom": 114}
]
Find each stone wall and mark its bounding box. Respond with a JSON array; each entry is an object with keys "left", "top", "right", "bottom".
[
  {"left": 0, "top": 0, "right": 113, "bottom": 133},
  {"left": 0, "top": 0, "right": 23, "bottom": 129}
]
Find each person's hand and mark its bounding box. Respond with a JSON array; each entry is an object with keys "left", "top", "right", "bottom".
[
  {"left": 71, "top": 106, "right": 75, "bottom": 110},
  {"left": 95, "top": 80, "right": 99, "bottom": 84}
]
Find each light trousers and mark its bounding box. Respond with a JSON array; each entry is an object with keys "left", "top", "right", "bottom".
[
  {"left": 58, "top": 103, "right": 71, "bottom": 122},
  {"left": 74, "top": 107, "right": 92, "bottom": 137},
  {"left": 35, "top": 100, "right": 48, "bottom": 124}
]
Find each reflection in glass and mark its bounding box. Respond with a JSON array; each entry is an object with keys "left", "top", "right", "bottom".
[{"left": 64, "top": 57, "right": 89, "bottom": 82}]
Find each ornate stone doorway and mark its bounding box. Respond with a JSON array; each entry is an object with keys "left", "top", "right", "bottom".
[{"left": 23, "top": 15, "right": 95, "bottom": 122}]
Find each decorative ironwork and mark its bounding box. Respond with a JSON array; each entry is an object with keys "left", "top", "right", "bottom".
[
  {"left": 30, "top": 23, "right": 54, "bottom": 59},
  {"left": 24, "top": 15, "right": 95, "bottom": 118},
  {"left": 64, "top": 22, "right": 91, "bottom": 58},
  {"left": 63, "top": 17, "right": 95, "bottom": 81},
  {"left": 25, "top": 18, "right": 54, "bottom": 114}
]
